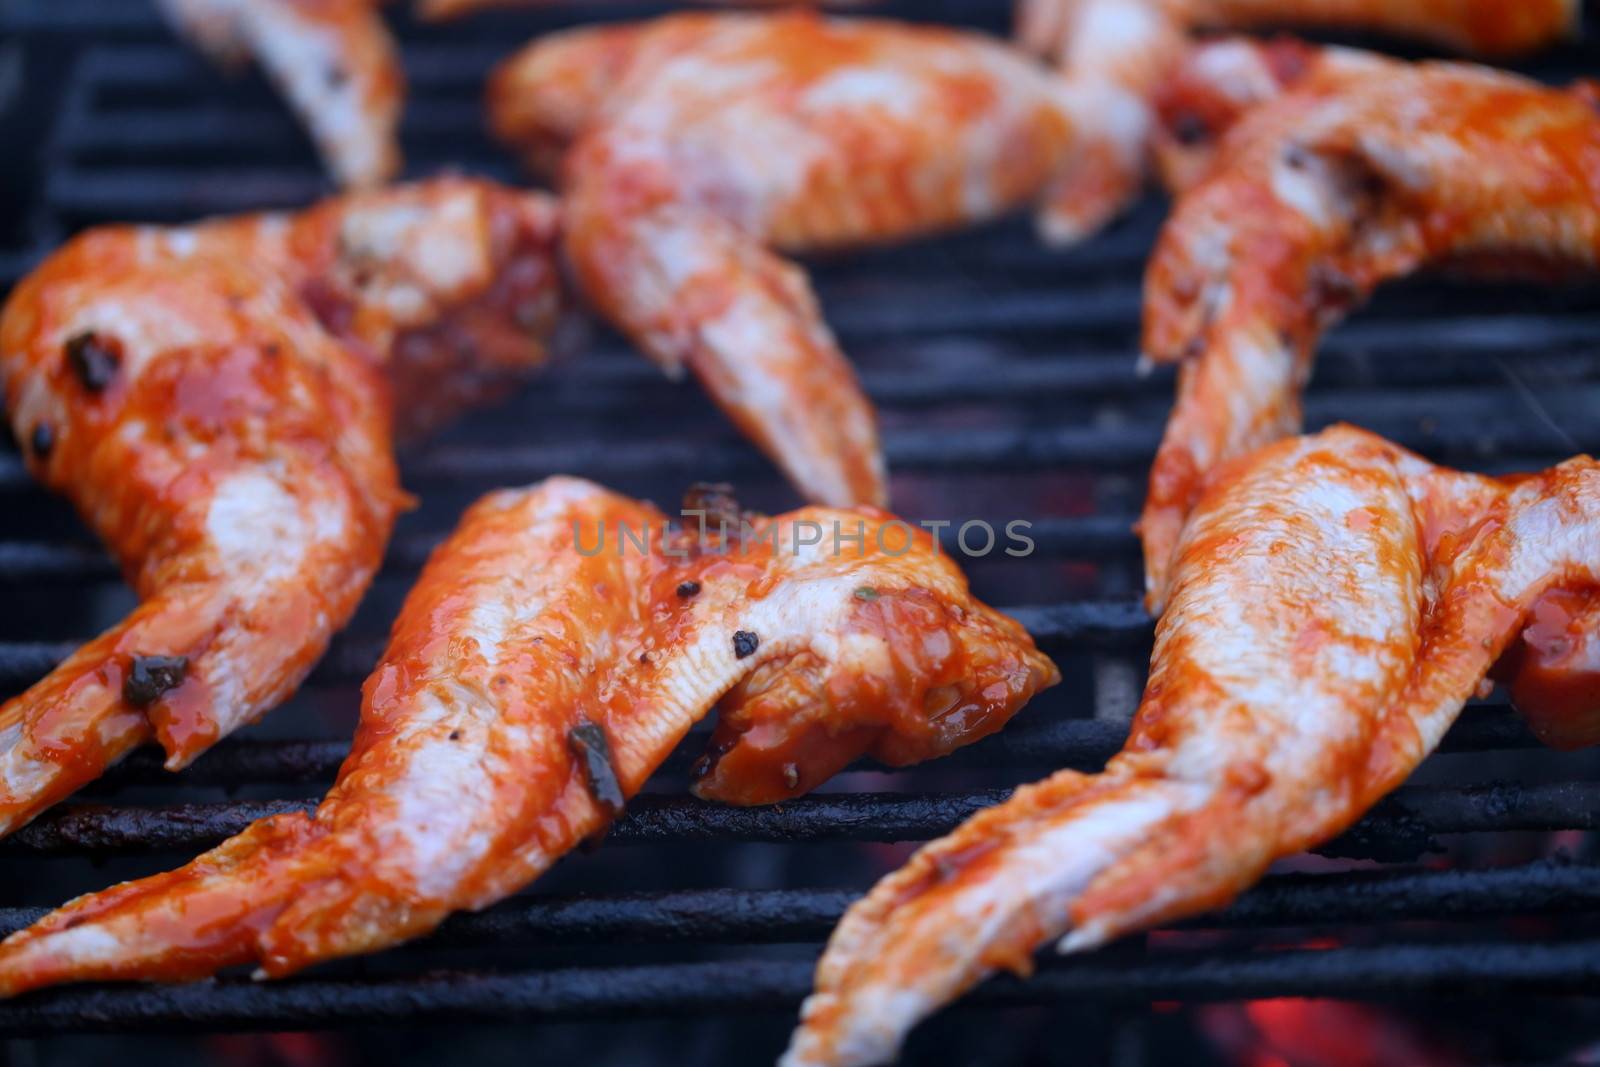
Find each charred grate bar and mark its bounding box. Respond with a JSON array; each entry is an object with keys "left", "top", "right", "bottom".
[
  {"left": 3, "top": 0, "right": 1600, "bottom": 1050},
  {"left": 4, "top": 939, "right": 1600, "bottom": 1037},
  {"left": 6, "top": 780, "right": 1600, "bottom": 860},
  {"left": 5, "top": 856, "right": 1585, "bottom": 946},
  {"left": 63, "top": 706, "right": 1537, "bottom": 791},
  {"left": 9, "top": 856, "right": 1594, "bottom": 951}
]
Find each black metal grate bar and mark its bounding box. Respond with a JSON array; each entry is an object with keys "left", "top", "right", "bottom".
[
  {"left": 3, "top": 938, "right": 1600, "bottom": 1038},
  {"left": 72, "top": 704, "right": 1536, "bottom": 793},
  {"left": 3, "top": 858, "right": 1594, "bottom": 949},
  {"left": 7, "top": 780, "right": 1597, "bottom": 860}
]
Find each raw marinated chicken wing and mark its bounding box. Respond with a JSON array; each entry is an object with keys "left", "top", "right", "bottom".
[
  {"left": 1139, "top": 57, "right": 1600, "bottom": 610},
  {"left": 785, "top": 423, "right": 1600, "bottom": 1067},
  {"left": 418, "top": 0, "right": 873, "bottom": 19},
  {"left": 0, "top": 177, "right": 565, "bottom": 836},
  {"left": 0, "top": 478, "right": 1056, "bottom": 990},
  {"left": 1016, "top": 0, "right": 1576, "bottom": 244},
  {"left": 157, "top": 0, "right": 402, "bottom": 187},
  {"left": 1019, "top": 0, "right": 1577, "bottom": 60},
  {"left": 489, "top": 12, "right": 1088, "bottom": 506}
]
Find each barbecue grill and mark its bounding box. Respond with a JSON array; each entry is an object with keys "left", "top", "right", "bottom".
[{"left": 4, "top": 2, "right": 1600, "bottom": 1064}]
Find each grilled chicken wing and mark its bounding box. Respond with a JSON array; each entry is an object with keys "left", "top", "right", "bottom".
[
  {"left": 490, "top": 12, "right": 1087, "bottom": 507},
  {"left": 1138, "top": 56, "right": 1600, "bottom": 612},
  {"left": 785, "top": 423, "right": 1600, "bottom": 1067},
  {"left": 1190, "top": 0, "right": 1577, "bottom": 55},
  {"left": 1018, "top": 0, "right": 1578, "bottom": 59},
  {"left": 1014, "top": 0, "right": 1191, "bottom": 243},
  {"left": 0, "top": 177, "right": 565, "bottom": 837},
  {"left": 1017, "top": 0, "right": 1576, "bottom": 244},
  {"left": 0, "top": 478, "right": 1056, "bottom": 991},
  {"left": 156, "top": 0, "right": 402, "bottom": 188},
  {"left": 417, "top": 0, "right": 873, "bottom": 18}
]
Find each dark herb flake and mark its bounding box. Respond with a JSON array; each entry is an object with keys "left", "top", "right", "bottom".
[
  {"left": 569, "top": 719, "right": 625, "bottom": 818},
  {"left": 123, "top": 655, "right": 188, "bottom": 708},
  {"left": 64, "top": 332, "right": 120, "bottom": 393}
]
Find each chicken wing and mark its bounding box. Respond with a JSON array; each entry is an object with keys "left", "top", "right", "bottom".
[
  {"left": 784, "top": 423, "right": 1600, "bottom": 1067},
  {"left": 0, "top": 478, "right": 1056, "bottom": 991},
  {"left": 0, "top": 177, "right": 566, "bottom": 836},
  {"left": 1138, "top": 56, "right": 1600, "bottom": 611},
  {"left": 1017, "top": 0, "right": 1576, "bottom": 243},
  {"left": 417, "top": 0, "right": 873, "bottom": 18},
  {"left": 489, "top": 12, "right": 1085, "bottom": 507},
  {"left": 1183, "top": 0, "right": 1577, "bottom": 56},
  {"left": 156, "top": 0, "right": 402, "bottom": 188}
]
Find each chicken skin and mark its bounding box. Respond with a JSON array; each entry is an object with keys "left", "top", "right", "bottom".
[
  {"left": 785, "top": 423, "right": 1600, "bottom": 1067},
  {"left": 157, "top": 0, "right": 403, "bottom": 188},
  {"left": 489, "top": 12, "right": 1093, "bottom": 507},
  {"left": 0, "top": 177, "right": 566, "bottom": 836},
  {"left": 0, "top": 477, "right": 1056, "bottom": 991}
]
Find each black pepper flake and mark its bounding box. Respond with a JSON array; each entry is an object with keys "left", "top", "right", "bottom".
[
  {"left": 1170, "top": 111, "right": 1209, "bottom": 146},
  {"left": 449, "top": 730, "right": 461, "bottom": 741},
  {"left": 676, "top": 580, "right": 701, "bottom": 599},
  {"left": 64, "top": 332, "right": 120, "bottom": 393},
  {"left": 732, "top": 630, "right": 759, "bottom": 659},
  {"left": 1282, "top": 144, "right": 1310, "bottom": 170},
  {"left": 569, "top": 719, "right": 625, "bottom": 818},
  {"left": 123, "top": 655, "right": 188, "bottom": 708},
  {"left": 30, "top": 423, "right": 54, "bottom": 458}
]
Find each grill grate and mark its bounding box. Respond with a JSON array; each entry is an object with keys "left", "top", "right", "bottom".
[{"left": 5, "top": 1, "right": 1600, "bottom": 1062}]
